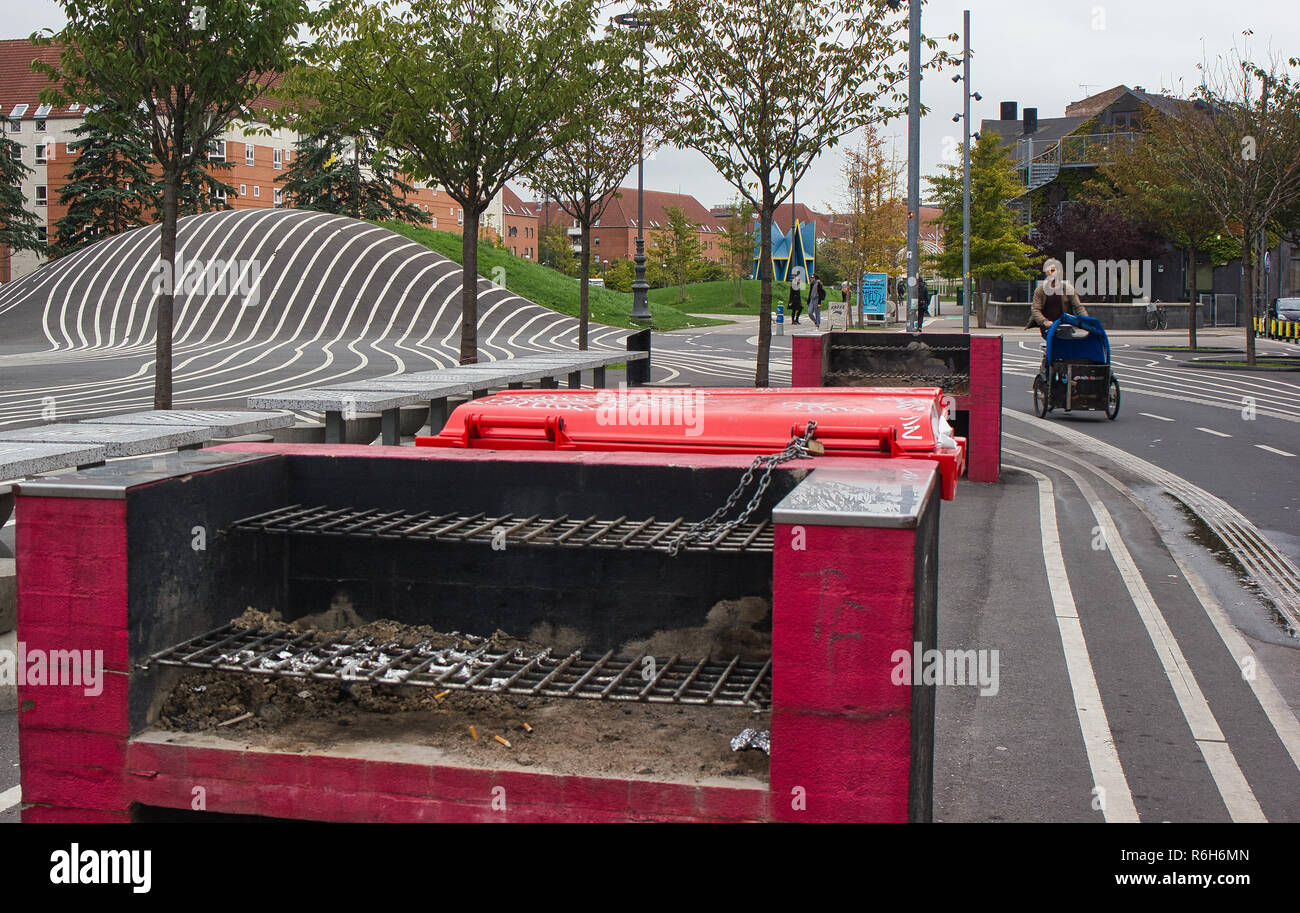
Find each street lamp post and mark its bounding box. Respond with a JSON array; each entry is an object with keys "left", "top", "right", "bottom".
[
  {"left": 614, "top": 11, "right": 652, "bottom": 322},
  {"left": 905, "top": 0, "right": 920, "bottom": 332},
  {"left": 961, "top": 10, "right": 972, "bottom": 334}
]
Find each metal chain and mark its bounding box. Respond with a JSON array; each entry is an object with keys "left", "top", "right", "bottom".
[{"left": 665, "top": 421, "right": 819, "bottom": 556}]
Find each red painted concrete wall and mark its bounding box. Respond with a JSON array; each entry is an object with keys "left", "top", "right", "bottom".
[
  {"left": 966, "top": 336, "right": 1002, "bottom": 483},
  {"left": 791, "top": 335, "right": 824, "bottom": 388},
  {"left": 15, "top": 496, "right": 131, "bottom": 822},
  {"left": 770, "top": 522, "right": 918, "bottom": 822}
]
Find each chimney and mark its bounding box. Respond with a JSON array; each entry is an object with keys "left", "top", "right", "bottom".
[
  {"left": 1000, "top": 101, "right": 1018, "bottom": 121},
  {"left": 1023, "top": 108, "right": 1038, "bottom": 135}
]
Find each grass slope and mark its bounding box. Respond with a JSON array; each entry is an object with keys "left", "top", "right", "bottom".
[{"left": 380, "top": 221, "right": 726, "bottom": 331}]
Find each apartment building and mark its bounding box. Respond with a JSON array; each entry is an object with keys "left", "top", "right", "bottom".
[{"left": 0, "top": 39, "right": 500, "bottom": 283}]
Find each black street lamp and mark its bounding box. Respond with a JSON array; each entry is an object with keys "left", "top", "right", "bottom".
[{"left": 614, "top": 10, "right": 652, "bottom": 321}]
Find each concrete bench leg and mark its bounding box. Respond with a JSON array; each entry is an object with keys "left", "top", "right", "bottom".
[
  {"left": 472, "top": 389, "right": 490, "bottom": 399},
  {"left": 541, "top": 376, "right": 558, "bottom": 389},
  {"left": 508, "top": 382, "right": 525, "bottom": 389},
  {"left": 568, "top": 370, "right": 582, "bottom": 389},
  {"left": 381, "top": 409, "right": 400, "bottom": 446},
  {"left": 594, "top": 366, "right": 607, "bottom": 388},
  {"left": 77, "top": 461, "right": 107, "bottom": 470},
  {"left": 325, "top": 411, "right": 345, "bottom": 444},
  {"left": 428, "top": 397, "right": 450, "bottom": 433},
  {"left": 179, "top": 442, "right": 205, "bottom": 451}
]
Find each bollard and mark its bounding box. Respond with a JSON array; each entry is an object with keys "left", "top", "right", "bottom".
[{"left": 625, "top": 328, "right": 651, "bottom": 387}]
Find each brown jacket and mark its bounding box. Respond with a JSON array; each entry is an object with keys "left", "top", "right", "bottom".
[{"left": 1026, "top": 281, "right": 1088, "bottom": 329}]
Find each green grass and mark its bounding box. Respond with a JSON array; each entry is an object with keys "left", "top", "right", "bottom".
[
  {"left": 647, "top": 279, "right": 858, "bottom": 315},
  {"left": 379, "top": 221, "right": 726, "bottom": 331}
]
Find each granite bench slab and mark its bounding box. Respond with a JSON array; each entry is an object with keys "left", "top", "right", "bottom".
[
  {"left": 0, "top": 423, "right": 211, "bottom": 457},
  {"left": 80, "top": 409, "right": 295, "bottom": 438},
  {"left": 0, "top": 441, "right": 107, "bottom": 480}
]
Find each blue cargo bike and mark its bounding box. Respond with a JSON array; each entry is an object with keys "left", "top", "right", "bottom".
[{"left": 1031, "top": 313, "right": 1120, "bottom": 420}]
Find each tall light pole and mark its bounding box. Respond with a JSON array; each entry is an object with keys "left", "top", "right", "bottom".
[
  {"left": 905, "top": 0, "right": 921, "bottom": 332},
  {"left": 615, "top": 10, "right": 652, "bottom": 321},
  {"left": 961, "top": 10, "right": 972, "bottom": 333}
]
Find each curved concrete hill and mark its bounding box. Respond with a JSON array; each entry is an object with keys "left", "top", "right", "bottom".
[{"left": 0, "top": 208, "right": 630, "bottom": 427}]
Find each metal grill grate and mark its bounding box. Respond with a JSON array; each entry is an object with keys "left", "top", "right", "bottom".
[
  {"left": 227, "top": 504, "right": 774, "bottom": 553},
  {"left": 144, "top": 626, "right": 772, "bottom": 709}
]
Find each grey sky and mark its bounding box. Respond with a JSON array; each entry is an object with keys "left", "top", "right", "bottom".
[{"left": 8, "top": 0, "right": 1297, "bottom": 212}]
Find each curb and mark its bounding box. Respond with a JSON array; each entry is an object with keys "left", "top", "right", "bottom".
[{"left": 0, "top": 629, "right": 14, "bottom": 712}]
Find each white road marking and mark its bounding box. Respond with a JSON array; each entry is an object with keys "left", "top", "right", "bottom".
[
  {"left": 1255, "top": 444, "right": 1296, "bottom": 457},
  {"left": 1196, "top": 427, "right": 1232, "bottom": 438},
  {"left": 1010, "top": 448, "right": 1268, "bottom": 822},
  {"left": 0, "top": 786, "right": 19, "bottom": 814},
  {"left": 1140, "top": 412, "right": 1175, "bottom": 422},
  {"left": 1005, "top": 464, "right": 1139, "bottom": 823}
]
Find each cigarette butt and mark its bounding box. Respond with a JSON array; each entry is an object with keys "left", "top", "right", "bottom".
[
  {"left": 469, "top": 725, "right": 478, "bottom": 741},
  {"left": 494, "top": 735, "right": 512, "bottom": 748},
  {"left": 522, "top": 722, "right": 533, "bottom": 733},
  {"left": 435, "top": 690, "right": 450, "bottom": 700}
]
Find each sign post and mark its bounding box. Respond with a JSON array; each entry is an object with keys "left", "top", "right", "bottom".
[{"left": 861, "top": 272, "right": 889, "bottom": 324}]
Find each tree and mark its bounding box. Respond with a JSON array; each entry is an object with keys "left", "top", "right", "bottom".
[
  {"left": 652, "top": 0, "right": 953, "bottom": 384},
  {"left": 841, "top": 128, "right": 906, "bottom": 324},
  {"left": 651, "top": 205, "right": 703, "bottom": 303},
  {"left": 603, "top": 257, "right": 634, "bottom": 292},
  {"left": 278, "top": 129, "right": 426, "bottom": 223},
  {"left": 524, "top": 31, "right": 645, "bottom": 348},
  {"left": 34, "top": 0, "right": 308, "bottom": 408},
  {"left": 1031, "top": 198, "right": 1164, "bottom": 290},
  {"left": 717, "top": 196, "right": 756, "bottom": 307},
  {"left": 0, "top": 130, "right": 43, "bottom": 267},
  {"left": 291, "top": 0, "right": 599, "bottom": 364},
  {"left": 1157, "top": 46, "right": 1300, "bottom": 364},
  {"left": 51, "top": 112, "right": 158, "bottom": 258},
  {"left": 925, "top": 132, "right": 1034, "bottom": 327},
  {"left": 538, "top": 220, "right": 578, "bottom": 276},
  {"left": 1092, "top": 108, "right": 1228, "bottom": 347},
  {"left": 179, "top": 144, "right": 236, "bottom": 216}
]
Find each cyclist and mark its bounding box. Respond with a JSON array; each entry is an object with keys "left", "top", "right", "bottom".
[{"left": 1027, "top": 258, "right": 1088, "bottom": 338}]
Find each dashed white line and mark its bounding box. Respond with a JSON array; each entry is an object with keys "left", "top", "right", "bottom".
[
  {"left": 1255, "top": 444, "right": 1296, "bottom": 457},
  {"left": 1197, "top": 427, "right": 1232, "bottom": 438},
  {"left": 1140, "top": 412, "right": 1175, "bottom": 422}
]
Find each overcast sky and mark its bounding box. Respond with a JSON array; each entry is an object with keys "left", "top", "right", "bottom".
[{"left": 9, "top": 0, "right": 1298, "bottom": 212}]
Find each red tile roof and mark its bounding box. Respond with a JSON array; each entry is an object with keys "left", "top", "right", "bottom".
[{"left": 501, "top": 185, "right": 536, "bottom": 218}]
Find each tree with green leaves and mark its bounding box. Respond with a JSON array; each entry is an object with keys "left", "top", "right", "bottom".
[
  {"left": 34, "top": 0, "right": 308, "bottom": 408},
  {"left": 538, "top": 220, "right": 579, "bottom": 276},
  {"left": 717, "top": 196, "right": 756, "bottom": 307},
  {"left": 523, "top": 31, "right": 646, "bottom": 348},
  {"left": 1091, "top": 107, "right": 1231, "bottom": 348},
  {"left": 0, "top": 130, "right": 46, "bottom": 266},
  {"left": 1154, "top": 48, "right": 1300, "bottom": 365},
  {"left": 277, "top": 129, "right": 426, "bottom": 223},
  {"left": 289, "top": 0, "right": 600, "bottom": 363},
  {"left": 651, "top": 205, "right": 703, "bottom": 304},
  {"left": 52, "top": 113, "right": 158, "bottom": 258},
  {"left": 651, "top": 0, "right": 954, "bottom": 384},
  {"left": 179, "top": 144, "right": 236, "bottom": 216},
  {"left": 925, "top": 132, "right": 1034, "bottom": 327}
]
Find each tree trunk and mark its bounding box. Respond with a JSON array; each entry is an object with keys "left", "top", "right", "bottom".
[
  {"left": 755, "top": 202, "right": 773, "bottom": 387},
  {"left": 1187, "top": 244, "right": 1198, "bottom": 350},
  {"left": 460, "top": 208, "right": 480, "bottom": 364},
  {"left": 154, "top": 168, "right": 179, "bottom": 409},
  {"left": 578, "top": 221, "right": 590, "bottom": 350},
  {"left": 1241, "top": 231, "right": 1255, "bottom": 367}
]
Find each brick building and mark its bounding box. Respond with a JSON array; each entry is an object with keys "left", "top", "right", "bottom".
[
  {"left": 0, "top": 38, "right": 500, "bottom": 283},
  {"left": 500, "top": 185, "right": 538, "bottom": 261}
]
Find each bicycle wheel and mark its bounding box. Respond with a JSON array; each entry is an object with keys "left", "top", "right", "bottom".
[
  {"left": 1145, "top": 309, "right": 1159, "bottom": 330},
  {"left": 1106, "top": 377, "right": 1120, "bottom": 420},
  {"left": 1033, "top": 375, "right": 1050, "bottom": 417},
  {"left": 1157, "top": 308, "right": 1168, "bottom": 330}
]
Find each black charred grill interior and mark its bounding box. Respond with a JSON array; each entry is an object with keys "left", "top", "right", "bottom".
[{"left": 824, "top": 333, "right": 972, "bottom": 395}]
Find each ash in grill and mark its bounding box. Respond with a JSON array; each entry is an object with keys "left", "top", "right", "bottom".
[{"left": 825, "top": 336, "right": 971, "bottom": 395}]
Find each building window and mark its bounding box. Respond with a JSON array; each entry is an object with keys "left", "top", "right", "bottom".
[
  {"left": 34, "top": 103, "right": 51, "bottom": 118},
  {"left": 35, "top": 185, "right": 48, "bottom": 205},
  {"left": 245, "top": 144, "right": 254, "bottom": 166},
  {"left": 273, "top": 188, "right": 282, "bottom": 207},
  {"left": 458, "top": 209, "right": 464, "bottom": 225},
  {"left": 8, "top": 118, "right": 19, "bottom": 132},
  {"left": 239, "top": 184, "right": 247, "bottom": 196},
  {"left": 594, "top": 236, "right": 600, "bottom": 245},
  {"left": 38, "top": 226, "right": 48, "bottom": 242},
  {"left": 35, "top": 119, "right": 46, "bottom": 132},
  {"left": 35, "top": 144, "right": 47, "bottom": 164},
  {"left": 214, "top": 186, "right": 227, "bottom": 202},
  {"left": 431, "top": 217, "right": 437, "bottom": 228},
  {"left": 253, "top": 185, "right": 260, "bottom": 198},
  {"left": 509, "top": 226, "right": 517, "bottom": 237},
  {"left": 210, "top": 139, "right": 226, "bottom": 161},
  {"left": 273, "top": 148, "right": 283, "bottom": 169}
]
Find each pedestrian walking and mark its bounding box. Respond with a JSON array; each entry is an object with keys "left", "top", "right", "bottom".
[
  {"left": 808, "top": 273, "right": 825, "bottom": 328},
  {"left": 917, "top": 275, "right": 931, "bottom": 327},
  {"left": 789, "top": 268, "right": 804, "bottom": 324},
  {"left": 841, "top": 279, "right": 851, "bottom": 303}
]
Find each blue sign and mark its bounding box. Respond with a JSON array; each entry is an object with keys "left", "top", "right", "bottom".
[{"left": 861, "top": 272, "right": 889, "bottom": 316}]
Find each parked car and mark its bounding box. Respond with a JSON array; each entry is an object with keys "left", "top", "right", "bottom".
[{"left": 1270, "top": 297, "right": 1300, "bottom": 322}]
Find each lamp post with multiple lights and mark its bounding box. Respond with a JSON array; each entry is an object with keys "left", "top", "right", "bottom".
[
  {"left": 951, "top": 10, "right": 980, "bottom": 333},
  {"left": 613, "top": 10, "right": 652, "bottom": 321}
]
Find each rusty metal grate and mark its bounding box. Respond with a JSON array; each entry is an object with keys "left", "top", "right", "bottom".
[
  {"left": 144, "top": 626, "right": 772, "bottom": 709},
  {"left": 226, "top": 504, "right": 774, "bottom": 553},
  {"left": 829, "top": 344, "right": 970, "bottom": 353}
]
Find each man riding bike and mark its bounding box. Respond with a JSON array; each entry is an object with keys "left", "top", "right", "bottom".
[{"left": 1026, "top": 258, "right": 1088, "bottom": 338}]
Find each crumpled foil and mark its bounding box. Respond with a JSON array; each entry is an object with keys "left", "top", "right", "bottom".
[{"left": 730, "top": 728, "right": 771, "bottom": 755}]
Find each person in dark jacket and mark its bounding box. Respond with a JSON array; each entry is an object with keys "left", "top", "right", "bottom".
[
  {"left": 1027, "top": 258, "right": 1088, "bottom": 336},
  {"left": 807, "top": 274, "right": 825, "bottom": 328},
  {"left": 789, "top": 268, "right": 804, "bottom": 324}
]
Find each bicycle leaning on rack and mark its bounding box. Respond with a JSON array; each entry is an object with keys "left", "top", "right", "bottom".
[{"left": 1145, "top": 300, "right": 1168, "bottom": 330}]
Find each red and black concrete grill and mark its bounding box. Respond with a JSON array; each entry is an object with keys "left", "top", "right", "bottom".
[{"left": 15, "top": 391, "right": 954, "bottom": 823}]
